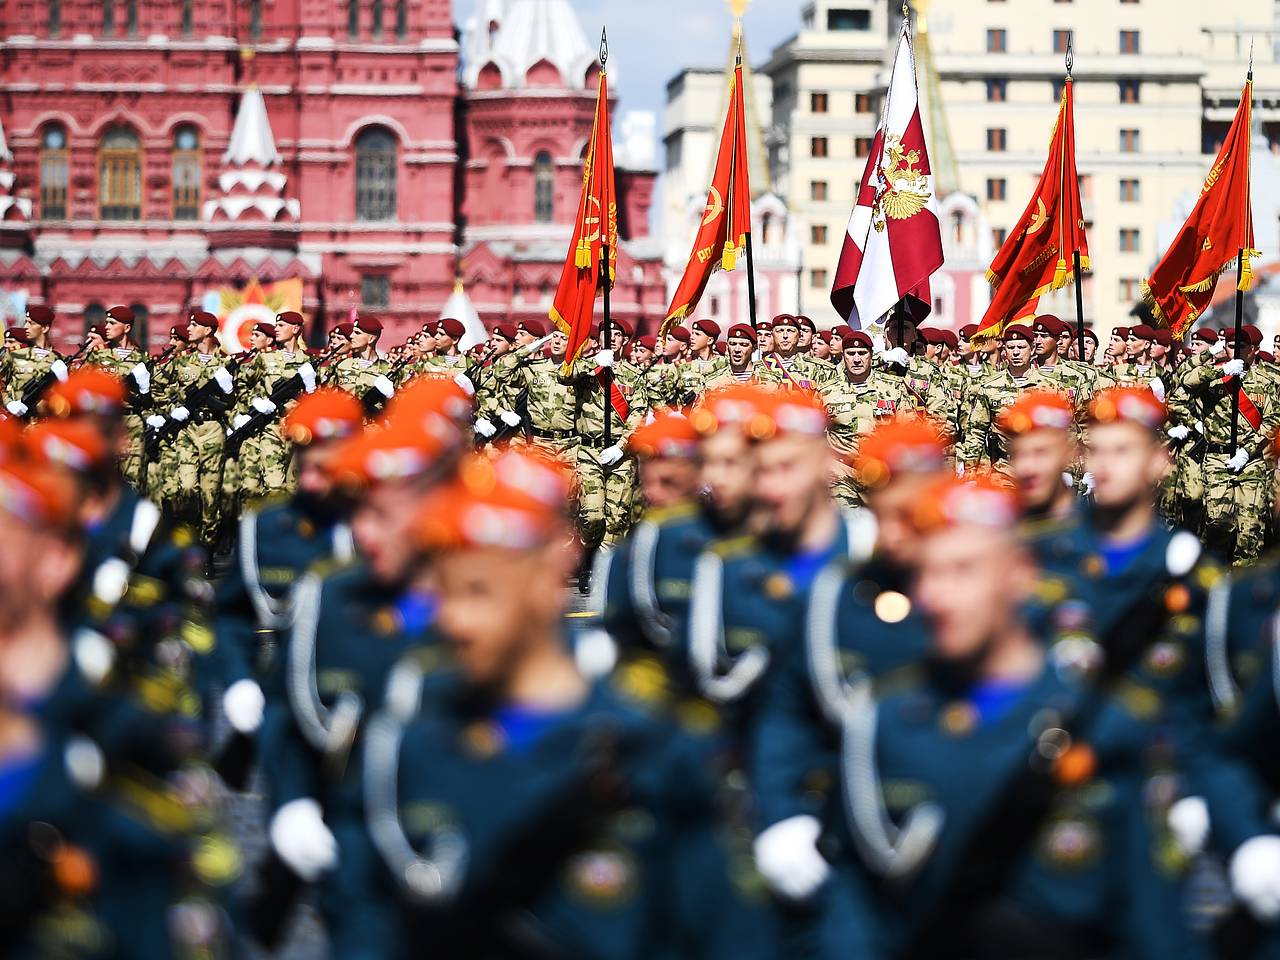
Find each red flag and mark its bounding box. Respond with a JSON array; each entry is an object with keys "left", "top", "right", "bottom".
[
  {"left": 549, "top": 70, "right": 617, "bottom": 371},
  {"left": 1142, "top": 78, "right": 1256, "bottom": 337},
  {"left": 830, "top": 17, "right": 942, "bottom": 328},
  {"left": 975, "top": 77, "right": 1089, "bottom": 338},
  {"left": 662, "top": 59, "right": 751, "bottom": 336}
]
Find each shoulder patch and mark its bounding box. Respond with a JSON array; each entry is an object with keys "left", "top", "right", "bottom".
[{"left": 710, "top": 535, "right": 758, "bottom": 559}]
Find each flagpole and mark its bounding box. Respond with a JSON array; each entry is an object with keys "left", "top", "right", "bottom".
[
  {"left": 735, "top": 32, "right": 759, "bottom": 332},
  {"left": 1064, "top": 36, "right": 1086, "bottom": 361},
  {"left": 599, "top": 28, "right": 614, "bottom": 451},
  {"left": 1231, "top": 49, "right": 1252, "bottom": 452}
]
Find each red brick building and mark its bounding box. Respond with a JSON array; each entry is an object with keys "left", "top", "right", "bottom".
[{"left": 0, "top": 0, "right": 660, "bottom": 350}]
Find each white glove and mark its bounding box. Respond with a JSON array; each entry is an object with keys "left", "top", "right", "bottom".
[
  {"left": 498, "top": 409, "right": 521, "bottom": 428},
  {"left": 1227, "top": 448, "right": 1250, "bottom": 473},
  {"left": 1080, "top": 471, "right": 1096, "bottom": 495},
  {"left": 130, "top": 363, "right": 151, "bottom": 394},
  {"left": 251, "top": 396, "right": 277, "bottom": 415},
  {"left": 372, "top": 375, "right": 395, "bottom": 398},
  {"left": 753, "top": 816, "right": 830, "bottom": 901},
  {"left": 222, "top": 679, "right": 265, "bottom": 735},
  {"left": 145, "top": 414, "right": 166, "bottom": 429},
  {"left": 1210, "top": 338, "right": 1227, "bottom": 357},
  {"left": 5, "top": 400, "right": 27, "bottom": 417},
  {"left": 474, "top": 418, "right": 497, "bottom": 439},
  {"left": 50, "top": 359, "right": 69, "bottom": 382},
  {"left": 1062, "top": 472, "right": 1075, "bottom": 489},
  {"left": 600, "top": 444, "right": 624, "bottom": 466},
  {"left": 297, "top": 362, "right": 317, "bottom": 393},
  {"left": 269, "top": 798, "right": 338, "bottom": 883},
  {"left": 1195, "top": 420, "right": 1204, "bottom": 434},
  {"left": 1230, "top": 835, "right": 1280, "bottom": 922},
  {"left": 169, "top": 406, "right": 190, "bottom": 422},
  {"left": 453, "top": 373, "right": 475, "bottom": 396},
  {"left": 1149, "top": 377, "right": 1166, "bottom": 402},
  {"left": 593, "top": 349, "right": 615, "bottom": 369},
  {"left": 954, "top": 462, "right": 966, "bottom": 478},
  {"left": 232, "top": 412, "right": 252, "bottom": 430},
  {"left": 882, "top": 347, "right": 911, "bottom": 369},
  {"left": 1168, "top": 797, "right": 1210, "bottom": 858},
  {"left": 1167, "top": 424, "right": 1190, "bottom": 441},
  {"left": 1222, "top": 359, "right": 1246, "bottom": 378},
  {"left": 212, "top": 366, "right": 234, "bottom": 393}
]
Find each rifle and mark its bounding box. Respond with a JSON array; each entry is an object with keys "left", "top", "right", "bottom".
[
  {"left": 223, "top": 349, "right": 335, "bottom": 456},
  {"left": 18, "top": 344, "right": 85, "bottom": 419},
  {"left": 358, "top": 351, "right": 416, "bottom": 416},
  {"left": 143, "top": 363, "right": 236, "bottom": 460}
]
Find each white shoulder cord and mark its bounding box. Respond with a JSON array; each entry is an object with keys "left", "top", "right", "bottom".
[
  {"left": 1203, "top": 576, "right": 1240, "bottom": 715},
  {"left": 840, "top": 507, "right": 878, "bottom": 564},
  {"left": 332, "top": 522, "right": 356, "bottom": 563},
  {"left": 239, "top": 509, "right": 291, "bottom": 629},
  {"left": 628, "top": 521, "right": 672, "bottom": 648},
  {"left": 285, "top": 573, "right": 361, "bottom": 753},
  {"left": 687, "top": 550, "right": 770, "bottom": 703},
  {"left": 806, "top": 561, "right": 860, "bottom": 725}
]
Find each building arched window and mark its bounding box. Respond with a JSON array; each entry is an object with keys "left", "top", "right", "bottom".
[
  {"left": 99, "top": 126, "right": 142, "bottom": 221},
  {"left": 396, "top": 0, "right": 408, "bottom": 38},
  {"left": 181, "top": 0, "right": 193, "bottom": 36},
  {"left": 128, "top": 301, "right": 149, "bottom": 348},
  {"left": 39, "top": 125, "right": 69, "bottom": 220},
  {"left": 355, "top": 127, "right": 397, "bottom": 221},
  {"left": 83, "top": 303, "right": 106, "bottom": 336},
  {"left": 49, "top": 0, "right": 61, "bottom": 37},
  {"left": 125, "top": 0, "right": 138, "bottom": 35},
  {"left": 534, "top": 151, "right": 554, "bottom": 223},
  {"left": 348, "top": 0, "right": 359, "bottom": 38},
  {"left": 249, "top": 0, "right": 262, "bottom": 39},
  {"left": 172, "top": 125, "right": 201, "bottom": 220},
  {"left": 372, "top": 0, "right": 383, "bottom": 39}
]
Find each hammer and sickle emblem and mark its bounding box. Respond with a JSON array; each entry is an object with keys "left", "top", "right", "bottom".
[
  {"left": 583, "top": 196, "right": 603, "bottom": 243},
  {"left": 702, "top": 187, "right": 724, "bottom": 226},
  {"left": 1026, "top": 198, "right": 1048, "bottom": 236}
]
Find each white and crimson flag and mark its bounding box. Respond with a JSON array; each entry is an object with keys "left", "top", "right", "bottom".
[{"left": 830, "top": 17, "right": 943, "bottom": 328}]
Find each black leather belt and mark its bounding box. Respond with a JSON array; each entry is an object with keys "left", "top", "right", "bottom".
[{"left": 530, "top": 427, "right": 575, "bottom": 441}]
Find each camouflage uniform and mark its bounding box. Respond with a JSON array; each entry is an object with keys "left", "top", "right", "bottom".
[
  {"left": 561, "top": 359, "right": 649, "bottom": 548},
  {"left": 237, "top": 346, "right": 313, "bottom": 501},
  {"left": 499, "top": 352, "right": 580, "bottom": 461},
  {"left": 0, "top": 342, "right": 63, "bottom": 407},
  {"left": 84, "top": 343, "right": 149, "bottom": 486},
  {"left": 882, "top": 355, "right": 955, "bottom": 427},
  {"left": 959, "top": 366, "right": 1054, "bottom": 475},
  {"left": 755, "top": 351, "right": 832, "bottom": 391},
  {"left": 322, "top": 352, "right": 394, "bottom": 402},
  {"left": 679, "top": 355, "right": 730, "bottom": 401},
  {"left": 644, "top": 360, "right": 686, "bottom": 409},
  {"left": 820, "top": 367, "right": 919, "bottom": 505}
]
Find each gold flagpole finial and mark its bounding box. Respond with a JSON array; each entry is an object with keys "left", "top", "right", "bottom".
[
  {"left": 599, "top": 27, "right": 608, "bottom": 67},
  {"left": 1065, "top": 31, "right": 1073, "bottom": 79},
  {"left": 902, "top": 0, "right": 909, "bottom": 16}
]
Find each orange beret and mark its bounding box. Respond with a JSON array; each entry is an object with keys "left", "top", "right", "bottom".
[
  {"left": 912, "top": 475, "right": 1020, "bottom": 534},
  {"left": 0, "top": 462, "right": 77, "bottom": 531},
  {"left": 326, "top": 421, "right": 446, "bottom": 491},
  {"left": 456, "top": 448, "right": 572, "bottom": 511},
  {"left": 852, "top": 416, "right": 949, "bottom": 490},
  {"left": 998, "top": 390, "right": 1076, "bottom": 437},
  {"left": 381, "top": 377, "right": 473, "bottom": 453},
  {"left": 20, "top": 420, "right": 110, "bottom": 475},
  {"left": 689, "top": 383, "right": 774, "bottom": 437},
  {"left": 282, "top": 388, "right": 364, "bottom": 446},
  {"left": 1086, "top": 387, "right": 1166, "bottom": 431},
  {"left": 749, "top": 390, "right": 829, "bottom": 441},
  {"left": 627, "top": 412, "right": 700, "bottom": 460},
  {"left": 44, "top": 368, "right": 128, "bottom": 419}
]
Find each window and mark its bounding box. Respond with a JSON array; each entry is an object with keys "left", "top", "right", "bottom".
[
  {"left": 361, "top": 275, "right": 391, "bottom": 308},
  {"left": 39, "top": 125, "right": 68, "bottom": 220},
  {"left": 811, "top": 224, "right": 828, "bottom": 245},
  {"left": 355, "top": 127, "right": 397, "bottom": 221},
  {"left": 811, "top": 137, "right": 829, "bottom": 158},
  {"left": 987, "top": 128, "right": 1007, "bottom": 151},
  {"left": 103, "top": 0, "right": 115, "bottom": 35},
  {"left": 1119, "top": 278, "right": 1139, "bottom": 301},
  {"left": 125, "top": 0, "right": 137, "bottom": 35},
  {"left": 371, "top": 0, "right": 383, "bottom": 39},
  {"left": 533, "top": 151, "right": 554, "bottom": 223},
  {"left": 855, "top": 93, "right": 872, "bottom": 113},
  {"left": 1120, "top": 30, "right": 1140, "bottom": 53},
  {"left": 1120, "top": 128, "right": 1140, "bottom": 152},
  {"left": 128, "top": 301, "right": 149, "bottom": 347},
  {"left": 986, "top": 178, "right": 1007, "bottom": 201},
  {"left": 249, "top": 0, "right": 262, "bottom": 39},
  {"left": 993, "top": 227, "right": 1008, "bottom": 247},
  {"left": 987, "top": 29, "right": 1006, "bottom": 53},
  {"left": 1120, "top": 178, "right": 1140, "bottom": 202},
  {"left": 1052, "top": 78, "right": 1065, "bottom": 101},
  {"left": 810, "top": 269, "right": 828, "bottom": 289},
  {"left": 811, "top": 92, "right": 828, "bottom": 114},
  {"left": 1053, "top": 30, "right": 1070, "bottom": 53},
  {"left": 810, "top": 180, "right": 828, "bottom": 201},
  {"left": 1119, "top": 228, "right": 1140, "bottom": 252},
  {"left": 986, "top": 78, "right": 1007, "bottom": 102},
  {"left": 854, "top": 137, "right": 872, "bottom": 158},
  {"left": 1119, "top": 79, "right": 1140, "bottom": 103},
  {"left": 181, "top": 0, "right": 193, "bottom": 35},
  {"left": 49, "top": 0, "right": 61, "bottom": 37},
  {"left": 396, "top": 0, "right": 408, "bottom": 39},
  {"left": 83, "top": 303, "right": 106, "bottom": 336},
  {"left": 348, "top": 0, "right": 360, "bottom": 38},
  {"left": 827, "top": 8, "right": 870, "bottom": 30},
  {"left": 172, "top": 125, "right": 202, "bottom": 220},
  {"left": 98, "top": 126, "right": 142, "bottom": 221}
]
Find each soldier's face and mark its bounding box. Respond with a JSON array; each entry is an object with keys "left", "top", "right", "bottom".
[
  {"left": 774, "top": 326, "right": 798, "bottom": 352},
  {"left": 915, "top": 526, "right": 1033, "bottom": 662},
  {"left": 0, "top": 516, "right": 80, "bottom": 630},
  {"left": 490, "top": 337, "right": 511, "bottom": 356},
  {"left": 843, "top": 345, "right": 871, "bottom": 376},
  {"left": 639, "top": 457, "right": 700, "bottom": 510},
  {"left": 1190, "top": 338, "right": 1211, "bottom": 356},
  {"left": 435, "top": 542, "right": 575, "bottom": 688},
  {"left": 351, "top": 329, "right": 375, "bottom": 352},
  {"left": 884, "top": 320, "right": 917, "bottom": 350},
  {"left": 550, "top": 331, "right": 568, "bottom": 358},
  {"left": 813, "top": 340, "right": 831, "bottom": 360},
  {"left": 1108, "top": 334, "right": 1126, "bottom": 358},
  {"left": 1004, "top": 339, "right": 1032, "bottom": 366},
  {"left": 24, "top": 318, "right": 45, "bottom": 342},
  {"left": 727, "top": 337, "right": 752, "bottom": 366},
  {"left": 758, "top": 331, "right": 774, "bottom": 353},
  {"left": 1085, "top": 422, "right": 1168, "bottom": 509},
  {"left": 186, "top": 321, "right": 211, "bottom": 343},
  {"left": 1034, "top": 330, "right": 1058, "bottom": 360},
  {"left": 1126, "top": 335, "right": 1145, "bottom": 359},
  {"left": 631, "top": 345, "right": 653, "bottom": 366},
  {"left": 104, "top": 318, "right": 129, "bottom": 343},
  {"left": 611, "top": 330, "right": 626, "bottom": 354},
  {"left": 515, "top": 330, "right": 535, "bottom": 348},
  {"left": 295, "top": 443, "right": 339, "bottom": 500},
  {"left": 1009, "top": 429, "right": 1076, "bottom": 514},
  {"left": 1057, "top": 332, "right": 1072, "bottom": 356},
  {"left": 754, "top": 435, "right": 832, "bottom": 538},
  {"left": 353, "top": 480, "right": 433, "bottom": 585},
  {"left": 275, "top": 321, "right": 300, "bottom": 344},
  {"left": 665, "top": 338, "right": 685, "bottom": 359},
  {"left": 797, "top": 328, "right": 813, "bottom": 349},
  {"left": 690, "top": 330, "right": 712, "bottom": 354},
  {"left": 1151, "top": 342, "right": 1169, "bottom": 361},
  {"left": 250, "top": 331, "right": 272, "bottom": 351},
  {"left": 1083, "top": 339, "right": 1097, "bottom": 362},
  {"left": 700, "top": 430, "right": 755, "bottom": 523}
]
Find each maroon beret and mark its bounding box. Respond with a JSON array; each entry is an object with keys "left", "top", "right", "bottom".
[
  {"left": 715, "top": 342, "right": 727, "bottom": 355},
  {"left": 519, "top": 319, "right": 547, "bottom": 338},
  {"left": 917, "top": 327, "right": 941, "bottom": 345},
  {"left": 1033, "top": 314, "right": 1066, "bottom": 337},
  {"left": 439, "top": 317, "right": 465, "bottom": 340},
  {"left": 756, "top": 317, "right": 774, "bottom": 331},
  {"left": 355, "top": 314, "right": 383, "bottom": 336},
  {"left": 6, "top": 328, "right": 29, "bottom": 344},
  {"left": 421, "top": 320, "right": 439, "bottom": 335},
  {"left": 1150, "top": 329, "right": 1173, "bottom": 348},
  {"left": 842, "top": 330, "right": 874, "bottom": 351},
  {"left": 771, "top": 314, "right": 799, "bottom": 329},
  {"left": 25, "top": 305, "right": 54, "bottom": 326},
  {"left": 1257, "top": 351, "right": 1276, "bottom": 364},
  {"left": 1128, "top": 324, "right": 1155, "bottom": 341},
  {"left": 333, "top": 322, "right": 355, "bottom": 338},
  {"left": 959, "top": 324, "right": 979, "bottom": 339},
  {"left": 634, "top": 335, "right": 657, "bottom": 351},
  {"left": 253, "top": 321, "right": 276, "bottom": 338},
  {"left": 937, "top": 329, "right": 958, "bottom": 350},
  {"left": 1001, "top": 325, "right": 1034, "bottom": 343},
  {"left": 1232, "top": 324, "right": 1263, "bottom": 346},
  {"left": 795, "top": 315, "right": 816, "bottom": 333},
  {"left": 1111, "top": 326, "right": 1131, "bottom": 339},
  {"left": 1191, "top": 328, "right": 1218, "bottom": 344},
  {"left": 275, "top": 310, "right": 305, "bottom": 327},
  {"left": 611, "top": 317, "right": 634, "bottom": 339},
  {"left": 105, "top": 305, "right": 134, "bottom": 325},
  {"left": 667, "top": 326, "right": 691, "bottom": 344},
  {"left": 493, "top": 322, "right": 518, "bottom": 342},
  {"left": 692, "top": 319, "right": 721, "bottom": 339},
  {"left": 727, "top": 323, "right": 755, "bottom": 342},
  {"left": 188, "top": 310, "right": 218, "bottom": 329},
  {"left": 1082, "top": 327, "right": 1099, "bottom": 344},
  {"left": 89, "top": 323, "right": 108, "bottom": 341}
]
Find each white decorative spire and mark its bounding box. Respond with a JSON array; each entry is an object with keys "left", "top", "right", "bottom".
[
  {"left": 441, "top": 278, "right": 487, "bottom": 352},
  {"left": 0, "top": 116, "right": 11, "bottom": 163},
  {"left": 462, "top": 0, "right": 599, "bottom": 90},
  {"left": 223, "top": 85, "right": 281, "bottom": 166},
  {"left": 0, "top": 115, "right": 29, "bottom": 225}
]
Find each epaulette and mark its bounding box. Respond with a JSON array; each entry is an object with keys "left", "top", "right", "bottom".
[
  {"left": 307, "top": 554, "right": 360, "bottom": 581},
  {"left": 254, "top": 492, "right": 293, "bottom": 514},
  {"left": 873, "top": 661, "right": 926, "bottom": 701},
  {"left": 1018, "top": 512, "right": 1077, "bottom": 543},
  {"left": 709, "top": 534, "right": 758, "bottom": 559},
  {"left": 644, "top": 501, "right": 699, "bottom": 526}
]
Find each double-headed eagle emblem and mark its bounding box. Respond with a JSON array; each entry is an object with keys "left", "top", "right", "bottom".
[{"left": 871, "top": 134, "right": 931, "bottom": 232}]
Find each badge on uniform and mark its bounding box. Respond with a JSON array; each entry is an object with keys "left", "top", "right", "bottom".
[
  {"left": 461, "top": 721, "right": 504, "bottom": 758},
  {"left": 565, "top": 847, "right": 637, "bottom": 907},
  {"left": 939, "top": 701, "right": 978, "bottom": 737},
  {"left": 1039, "top": 818, "right": 1102, "bottom": 871},
  {"left": 762, "top": 572, "right": 793, "bottom": 601},
  {"left": 1143, "top": 640, "right": 1185, "bottom": 677}
]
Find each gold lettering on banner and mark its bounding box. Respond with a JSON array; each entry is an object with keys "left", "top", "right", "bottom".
[{"left": 1202, "top": 154, "right": 1228, "bottom": 195}]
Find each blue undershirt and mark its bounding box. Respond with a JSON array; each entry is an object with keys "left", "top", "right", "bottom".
[
  {"left": 784, "top": 543, "right": 840, "bottom": 593},
  {"left": 0, "top": 751, "right": 43, "bottom": 818},
  {"left": 394, "top": 590, "right": 438, "bottom": 636},
  {"left": 968, "top": 680, "right": 1032, "bottom": 727},
  {"left": 1099, "top": 529, "right": 1155, "bottom": 576},
  {"left": 493, "top": 704, "right": 579, "bottom": 755}
]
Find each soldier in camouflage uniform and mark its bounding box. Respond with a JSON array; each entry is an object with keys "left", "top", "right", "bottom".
[
  {"left": 880, "top": 310, "right": 954, "bottom": 426},
  {"left": 322, "top": 314, "right": 395, "bottom": 409},
  {"left": 820, "top": 330, "right": 920, "bottom": 505},
  {"left": 959, "top": 324, "right": 1053, "bottom": 477},
  {"left": 1110, "top": 324, "right": 1159, "bottom": 388},
  {"left": 699, "top": 323, "right": 757, "bottom": 390},
  {"left": 1031, "top": 314, "right": 1102, "bottom": 409},
  {"left": 150, "top": 310, "right": 236, "bottom": 544},
  {"left": 645, "top": 325, "right": 688, "bottom": 410},
  {"left": 471, "top": 321, "right": 519, "bottom": 429},
  {"left": 412, "top": 316, "right": 469, "bottom": 382},
  {"left": 1180, "top": 324, "right": 1279, "bottom": 563},
  {"left": 236, "top": 311, "right": 315, "bottom": 502},
  {"left": 756, "top": 314, "right": 831, "bottom": 389},
  {"left": 223, "top": 321, "right": 276, "bottom": 511},
  {"left": 681, "top": 318, "right": 730, "bottom": 398},
  {"left": 81, "top": 305, "right": 150, "bottom": 487},
  {"left": 491, "top": 326, "right": 579, "bottom": 462},
  {"left": 0, "top": 305, "right": 66, "bottom": 417}
]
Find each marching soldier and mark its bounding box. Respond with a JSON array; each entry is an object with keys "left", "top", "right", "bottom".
[
  {"left": 1, "top": 304, "right": 66, "bottom": 417},
  {"left": 492, "top": 326, "right": 577, "bottom": 458},
  {"left": 324, "top": 314, "right": 396, "bottom": 411},
  {"left": 81, "top": 304, "right": 150, "bottom": 487},
  {"left": 959, "top": 325, "right": 1052, "bottom": 477},
  {"left": 757, "top": 314, "right": 830, "bottom": 390},
  {"left": 1000, "top": 389, "right": 1081, "bottom": 523},
  {"left": 682, "top": 319, "right": 730, "bottom": 400},
  {"left": 880, "top": 309, "right": 953, "bottom": 425}
]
